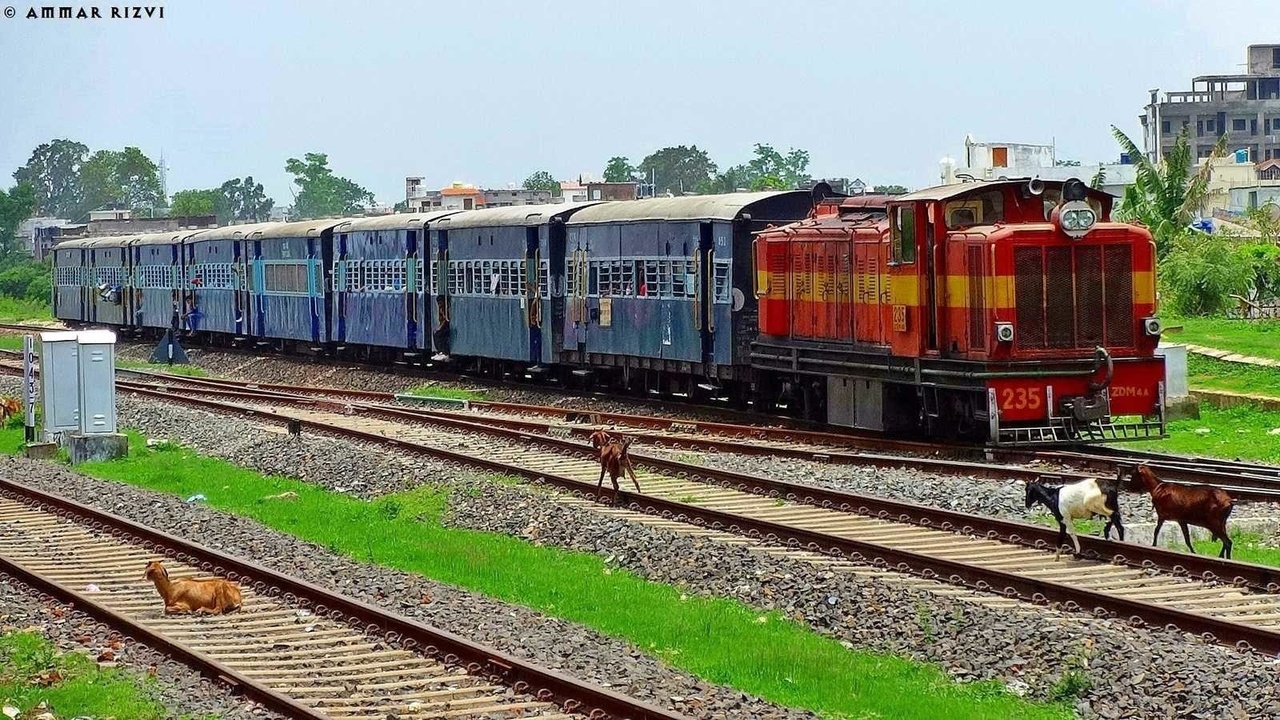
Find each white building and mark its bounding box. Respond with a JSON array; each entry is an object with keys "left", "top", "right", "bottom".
[{"left": 941, "top": 135, "right": 1138, "bottom": 199}]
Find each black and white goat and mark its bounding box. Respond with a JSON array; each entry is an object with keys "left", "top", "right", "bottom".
[{"left": 1024, "top": 475, "right": 1124, "bottom": 559}]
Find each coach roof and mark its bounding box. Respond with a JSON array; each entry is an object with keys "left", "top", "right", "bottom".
[
  {"left": 332, "top": 211, "right": 460, "bottom": 234},
  {"left": 131, "top": 230, "right": 200, "bottom": 246},
  {"left": 187, "top": 222, "right": 284, "bottom": 242},
  {"left": 260, "top": 218, "right": 352, "bottom": 239},
  {"left": 566, "top": 191, "right": 807, "bottom": 224},
  {"left": 432, "top": 202, "right": 601, "bottom": 229}
]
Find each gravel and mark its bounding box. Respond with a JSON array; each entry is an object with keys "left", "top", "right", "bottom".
[
  {"left": 8, "top": 405, "right": 818, "bottom": 720},
  {"left": 80, "top": 395, "right": 1280, "bottom": 719},
  {"left": 0, "top": 572, "right": 275, "bottom": 719},
  {"left": 667, "top": 451, "right": 1280, "bottom": 527},
  {"left": 112, "top": 341, "right": 765, "bottom": 422}
]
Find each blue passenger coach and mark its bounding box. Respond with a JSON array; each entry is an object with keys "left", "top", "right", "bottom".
[
  {"left": 52, "top": 238, "right": 92, "bottom": 323},
  {"left": 183, "top": 222, "right": 279, "bottom": 337},
  {"left": 84, "top": 235, "right": 134, "bottom": 327},
  {"left": 562, "top": 191, "right": 810, "bottom": 391},
  {"left": 330, "top": 212, "right": 457, "bottom": 354},
  {"left": 430, "top": 203, "right": 599, "bottom": 365},
  {"left": 130, "top": 231, "right": 189, "bottom": 331},
  {"left": 246, "top": 219, "right": 345, "bottom": 345}
]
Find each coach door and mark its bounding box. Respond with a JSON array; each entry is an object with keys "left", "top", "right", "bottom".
[
  {"left": 433, "top": 231, "right": 450, "bottom": 355},
  {"left": 525, "top": 226, "right": 542, "bottom": 364},
  {"left": 695, "top": 222, "right": 715, "bottom": 366}
]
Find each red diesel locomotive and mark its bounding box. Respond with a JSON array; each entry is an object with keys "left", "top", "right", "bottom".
[{"left": 750, "top": 177, "right": 1165, "bottom": 444}]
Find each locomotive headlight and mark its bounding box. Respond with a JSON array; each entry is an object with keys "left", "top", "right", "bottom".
[
  {"left": 1057, "top": 200, "right": 1097, "bottom": 239},
  {"left": 994, "top": 321, "right": 1015, "bottom": 343},
  {"left": 1143, "top": 317, "right": 1162, "bottom": 336}
]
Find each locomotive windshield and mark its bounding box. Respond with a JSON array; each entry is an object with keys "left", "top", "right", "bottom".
[{"left": 944, "top": 190, "right": 1004, "bottom": 229}]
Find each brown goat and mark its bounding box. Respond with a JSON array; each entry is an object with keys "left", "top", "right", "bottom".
[
  {"left": 144, "top": 560, "right": 242, "bottom": 614},
  {"left": 0, "top": 396, "right": 21, "bottom": 424},
  {"left": 589, "top": 429, "right": 641, "bottom": 493},
  {"left": 1126, "top": 464, "right": 1237, "bottom": 558}
]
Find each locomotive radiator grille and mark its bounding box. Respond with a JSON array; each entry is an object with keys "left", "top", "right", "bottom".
[{"left": 1013, "top": 244, "right": 1134, "bottom": 350}]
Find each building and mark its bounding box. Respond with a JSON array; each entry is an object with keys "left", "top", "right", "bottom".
[
  {"left": 560, "top": 180, "right": 588, "bottom": 203},
  {"left": 88, "top": 208, "right": 132, "bottom": 222},
  {"left": 940, "top": 135, "right": 1138, "bottom": 199},
  {"left": 583, "top": 181, "right": 637, "bottom": 201},
  {"left": 86, "top": 214, "right": 217, "bottom": 237},
  {"left": 1140, "top": 43, "right": 1280, "bottom": 163},
  {"left": 405, "top": 178, "right": 566, "bottom": 212},
  {"left": 482, "top": 187, "right": 553, "bottom": 207}
]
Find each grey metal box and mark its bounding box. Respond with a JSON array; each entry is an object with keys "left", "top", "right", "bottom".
[
  {"left": 76, "top": 330, "right": 117, "bottom": 435},
  {"left": 38, "top": 331, "right": 80, "bottom": 439}
]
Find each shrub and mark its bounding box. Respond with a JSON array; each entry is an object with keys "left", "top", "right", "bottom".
[{"left": 1160, "top": 232, "right": 1254, "bottom": 316}]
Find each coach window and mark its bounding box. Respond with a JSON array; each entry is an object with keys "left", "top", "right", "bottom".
[{"left": 891, "top": 206, "right": 916, "bottom": 264}]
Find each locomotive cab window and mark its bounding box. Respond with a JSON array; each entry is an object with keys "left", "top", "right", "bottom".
[
  {"left": 891, "top": 206, "right": 916, "bottom": 264},
  {"left": 945, "top": 191, "right": 1004, "bottom": 229}
]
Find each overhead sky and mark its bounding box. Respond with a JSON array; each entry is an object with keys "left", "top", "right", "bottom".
[{"left": 2, "top": 0, "right": 1279, "bottom": 208}]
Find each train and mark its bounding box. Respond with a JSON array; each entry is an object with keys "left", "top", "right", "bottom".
[{"left": 52, "top": 177, "right": 1166, "bottom": 445}]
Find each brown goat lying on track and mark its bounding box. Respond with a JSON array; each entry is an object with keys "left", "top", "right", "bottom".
[
  {"left": 1125, "top": 464, "right": 1237, "bottom": 559},
  {"left": 590, "top": 429, "right": 641, "bottom": 493},
  {"left": 144, "top": 560, "right": 242, "bottom": 614}
]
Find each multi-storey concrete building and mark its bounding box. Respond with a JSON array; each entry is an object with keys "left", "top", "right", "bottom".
[{"left": 1140, "top": 43, "right": 1280, "bottom": 163}]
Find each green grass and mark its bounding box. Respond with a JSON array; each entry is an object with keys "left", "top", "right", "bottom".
[
  {"left": 1029, "top": 514, "right": 1106, "bottom": 536},
  {"left": 0, "top": 631, "right": 166, "bottom": 719},
  {"left": 1168, "top": 316, "right": 1280, "bottom": 360},
  {"left": 0, "top": 296, "right": 52, "bottom": 323},
  {"left": 404, "top": 384, "right": 487, "bottom": 402},
  {"left": 115, "top": 358, "right": 209, "bottom": 378},
  {"left": 0, "top": 335, "right": 26, "bottom": 351},
  {"left": 1133, "top": 402, "right": 1280, "bottom": 464},
  {"left": 1189, "top": 530, "right": 1280, "bottom": 565},
  {"left": 7, "top": 429, "right": 1069, "bottom": 720},
  {"left": 1185, "top": 354, "right": 1280, "bottom": 399}
]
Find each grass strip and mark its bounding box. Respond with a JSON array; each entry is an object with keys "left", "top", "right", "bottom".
[
  {"left": 116, "top": 358, "right": 210, "bottom": 378},
  {"left": 1192, "top": 531, "right": 1280, "bottom": 566},
  {"left": 0, "top": 631, "right": 167, "bottom": 719},
  {"left": 1169, "top": 316, "right": 1280, "bottom": 361},
  {"left": 1185, "top": 353, "right": 1280, "bottom": 400},
  {"left": 3, "top": 429, "right": 1069, "bottom": 719},
  {"left": 404, "top": 384, "right": 487, "bottom": 401},
  {"left": 1133, "top": 402, "right": 1280, "bottom": 464}
]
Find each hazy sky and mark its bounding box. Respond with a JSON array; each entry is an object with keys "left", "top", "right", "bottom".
[{"left": 2, "top": 0, "right": 1279, "bottom": 208}]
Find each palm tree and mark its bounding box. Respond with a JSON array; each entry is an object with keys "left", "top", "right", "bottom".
[{"left": 1111, "top": 125, "right": 1228, "bottom": 258}]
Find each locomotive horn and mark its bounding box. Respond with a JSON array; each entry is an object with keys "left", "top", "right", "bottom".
[{"left": 1027, "top": 177, "right": 1045, "bottom": 196}]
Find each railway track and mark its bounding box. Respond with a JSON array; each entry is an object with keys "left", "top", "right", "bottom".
[
  {"left": 7, "top": 322, "right": 1278, "bottom": 498},
  {"left": 0, "top": 476, "right": 681, "bottom": 720},
  {"left": 88, "top": 375, "right": 1280, "bottom": 658},
  {"left": 101, "top": 367, "right": 1280, "bottom": 505}
]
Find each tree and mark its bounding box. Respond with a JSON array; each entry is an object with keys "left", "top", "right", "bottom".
[
  {"left": 872, "top": 184, "right": 909, "bottom": 195},
  {"left": 603, "top": 156, "right": 636, "bottom": 182},
  {"left": 12, "top": 139, "right": 88, "bottom": 218},
  {"left": 284, "top": 153, "right": 373, "bottom": 219},
  {"left": 1111, "top": 125, "right": 1228, "bottom": 258},
  {"left": 170, "top": 189, "right": 219, "bottom": 218},
  {"left": 77, "top": 147, "right": 163, "bottom": 218},
  {"left": 523, "top": 170, "right": 560, "bottom": 195},
  {"left": 0, "top": 183, "right": 37, "bottom": 260},
  {"left": 637, "top": 145, "right": 716, "bottom": 195},
  {"left": 218, "top": 176, "right": 274, "bottom": 223},
  {"left": 704, "top": 144, "right": 811, "bottom": 193},
  {"left": 745, "top": 144, "right": 809, "bottom": 190}
]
